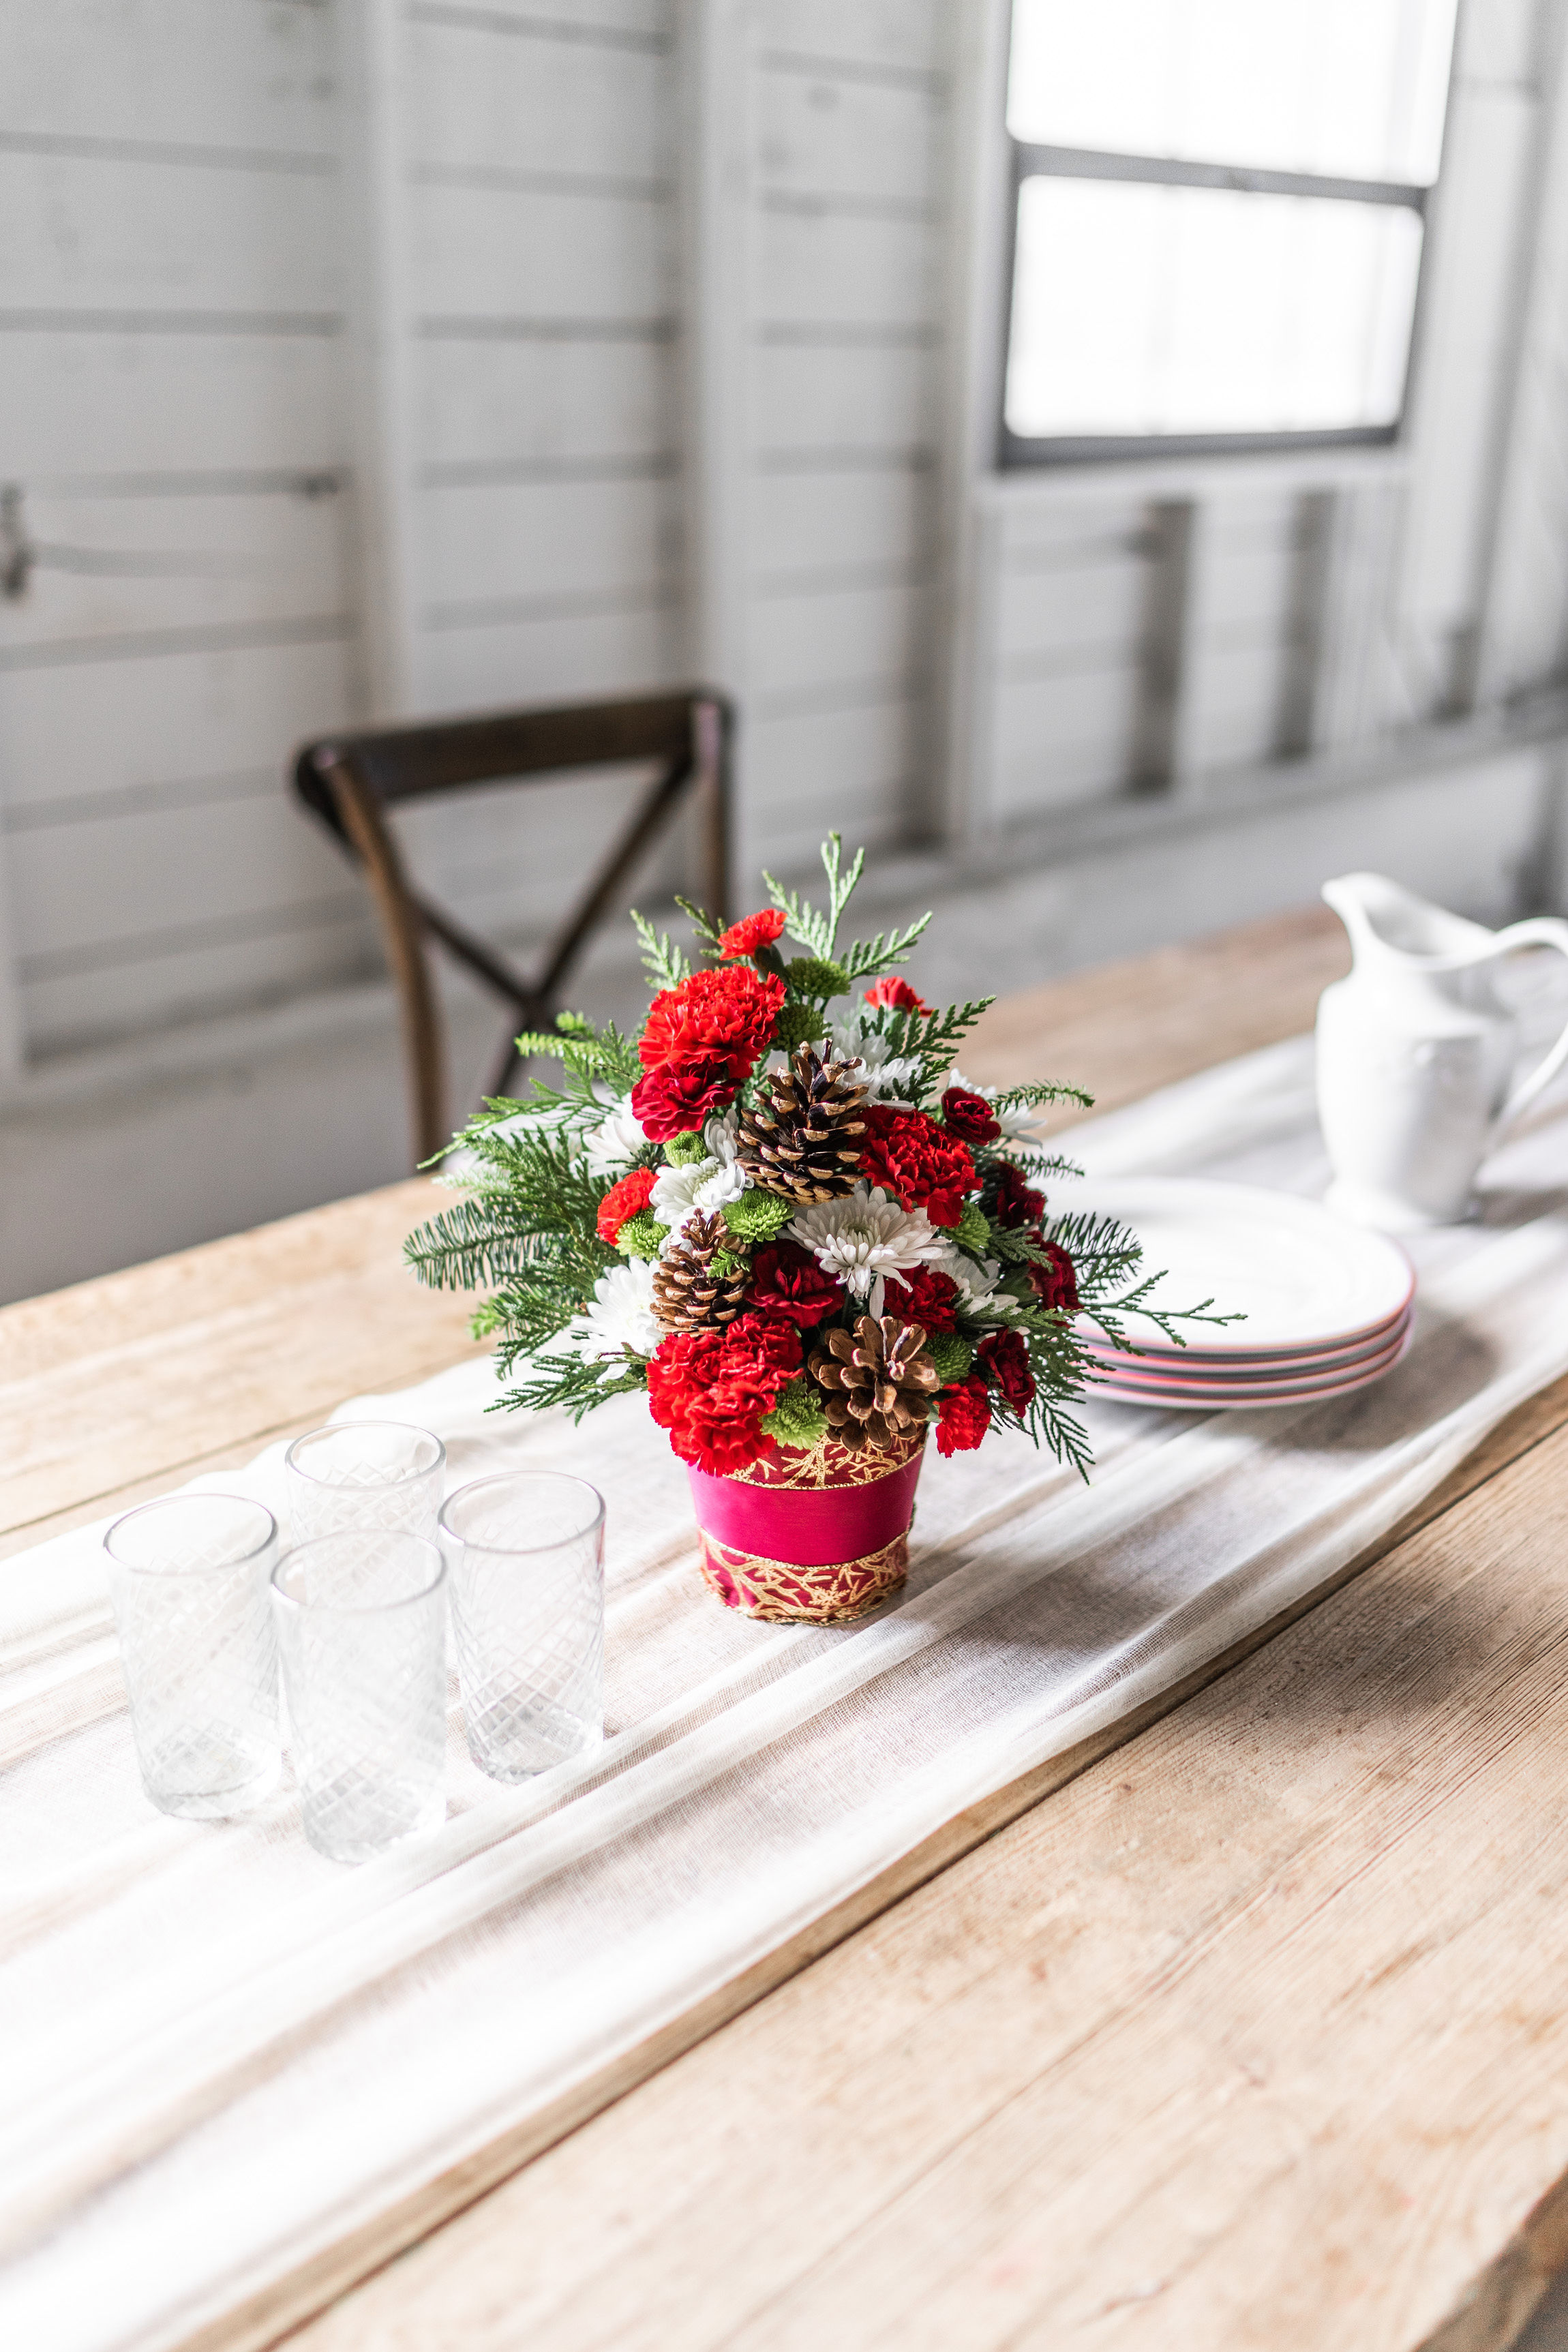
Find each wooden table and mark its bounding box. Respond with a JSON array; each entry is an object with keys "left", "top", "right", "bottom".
[{"left": 10, "top": 906, "right": 1568, "bottom": 2352}]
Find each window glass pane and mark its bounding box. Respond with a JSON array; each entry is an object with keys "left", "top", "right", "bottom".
[
  {"left": 1004, "top": 178, "right": 1424, "bottom": 440},
  {"left": 1008, "top": 0, "right": 1457, "bottom": 186}
]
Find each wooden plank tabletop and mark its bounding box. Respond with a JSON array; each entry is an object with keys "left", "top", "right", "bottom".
[{"left": 16, "top": 904, "right": 1568, "bottom": 2352}]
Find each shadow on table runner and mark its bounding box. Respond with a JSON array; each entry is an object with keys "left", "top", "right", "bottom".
[{"left": 4, "top": 1038, "right": 1568, "bottom": 2352}]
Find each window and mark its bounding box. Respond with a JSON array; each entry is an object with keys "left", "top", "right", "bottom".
[{"left": 1001, "top": 0, "right": 1460, "bottom": 463}]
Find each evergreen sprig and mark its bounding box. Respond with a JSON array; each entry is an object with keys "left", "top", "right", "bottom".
[
  {"left": 762, "top": 832, "right": 864, "bottom": 960},
  {"left": 629, "top": 909, "right": 691, "bottom": 991}
]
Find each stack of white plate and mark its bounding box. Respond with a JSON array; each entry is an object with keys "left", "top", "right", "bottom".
[{"left": 1068, "top": 1179, "right": 1415, "bottom": 1410}]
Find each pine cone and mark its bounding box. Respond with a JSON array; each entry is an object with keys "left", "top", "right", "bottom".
[
  {"left": 737, "top": 1046, "right": 869, "bottom": 1205},
  {"left": 809, "top": 1315, "right": 939, "bottom": 1451},
  {"left": 651, "top": 1212, "right": 750, "bottom": 1333}
]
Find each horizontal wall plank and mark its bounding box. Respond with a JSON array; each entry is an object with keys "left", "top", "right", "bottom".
[
  {"left": 409, "top": 13, "right": 669, "bottom": 181},
  {"left": 1, "top": 326, "right": 344, "bottom": 478},
  {"left": 412, "top": 181, "right": 670, "bottom": 322},
  {"left": 750, "top": 464, "right": 932, "bottom": 581},
  {"left": 743, "top": 702, "right": 916, "bottom": 871},
  {"left": 993, "top": 667, "right": 1142, "bottom": 815},
  {"left": 417, "top": 337, "right": 670, "bottom": 472},
  {"left": 410, "top": 0, "right": 672, "bottom": 44},
  {"left": 751, "top": 342, "right": 932, "bottom": 453},
  {"left": 998, "top": 558, "right": 1150, "bottom": 663},
  {"left": 20, "top": 903, "right": 377, "bottom": 1059},
  {"left": 749, "top": 1, "right": 943, "bottom": 71},
  {"left": 7, "top": 793, "right": 352, "bottom": 967},
  {"left": 747, "top": 579, "right": 932, "bottom": 700},
  {"left": 0, "top": 150, "right": 340, "bottom": 314},
  {"left": 416, "top": 600, "right": 680, "bottom": 715},
  {"left": 420, "top": 474, "right": 678, "bottom": 607},
  {"left": 752, "top": 209, "right": 937, "bottom": 331},
  {"left": 0, "top": 637, "right": 353, "bottom": 821},
  {"left": 0, "top": 487, "right": 346, "bottom": 651},
  {"left": 0, "top": 0, "right": 336, "bottom": 157},
  {"left": 1191, "top": 639, "right": 1299, "bottom": 772},
  {"left": 754, "top": 57, "right": 944, "bottom": 209}
]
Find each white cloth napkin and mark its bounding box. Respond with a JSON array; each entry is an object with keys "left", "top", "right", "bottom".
[{"left": 3, "top": 1032, "right": 1567, "bottom": 2352}]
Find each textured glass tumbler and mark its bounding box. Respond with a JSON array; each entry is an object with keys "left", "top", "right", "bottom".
[
  {"left": 272, "top": 1533, "right": 447, "bottom": 1863},
  {"left": 285, "top": 1420, "right": 445, "bottom": 1542},
  {"left": 439, "top": 1473, "right": 605, "bottom": 1782},
  {"left": 104, "top": 1494, "right": 282, "bottom": 1819}
]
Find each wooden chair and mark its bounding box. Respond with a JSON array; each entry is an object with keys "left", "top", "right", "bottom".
[{"left": 292, "top": 689, "right": 732, "bottom": 1164}]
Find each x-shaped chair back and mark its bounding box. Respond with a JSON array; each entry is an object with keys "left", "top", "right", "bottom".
[{"left": 293, "top": 689, "right": 732, "bottom": 1164}]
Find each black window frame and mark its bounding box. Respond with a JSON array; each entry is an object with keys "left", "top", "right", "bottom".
[{"left": 999, "top": 138, "right": 1433, "bottom": 469}]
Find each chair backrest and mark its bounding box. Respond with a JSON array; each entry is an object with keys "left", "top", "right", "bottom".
[{"left": 293, "top": 689, "right": 732, "bottom": 1164}]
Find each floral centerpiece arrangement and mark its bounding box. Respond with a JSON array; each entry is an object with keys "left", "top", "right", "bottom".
[{"left": 406, "top": 838, "right": 1197, "bottom": 1623}]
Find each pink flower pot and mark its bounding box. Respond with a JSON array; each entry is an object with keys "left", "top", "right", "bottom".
[{"left": 685, "top": 1428, "right": 926, "bottom": 1623}]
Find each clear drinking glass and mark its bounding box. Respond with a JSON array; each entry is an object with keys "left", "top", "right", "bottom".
[
  {"left": 438, "top": 1473, "right": 605, "bottom": 1782},
  {"left": 104, "top": 1493, "right": 282, "bottom": 1819},
  {"left": 284, "top": 1421, "right": 445, "bottom": 1542},
  {"left": 271, "top": 1532, "right": 447, "bottom": 1863}
]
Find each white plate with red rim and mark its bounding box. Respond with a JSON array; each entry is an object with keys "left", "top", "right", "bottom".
[
  {"left": 1083, "top": 1305, "right": 1413, "bottom": 1383},
  {"left": 1062, "top": 1178, "right": 1415, "bottom": 1361},
  {"left": 1087, "top": 1318, "right": 1411, "bottom": 1400},
  {"left": 1089, "top": 1321, "right": 1415, "bottom": 1411}
]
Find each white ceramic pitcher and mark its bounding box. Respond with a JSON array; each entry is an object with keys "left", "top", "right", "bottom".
[{"left": 1316, "top": 872, "right": 1568, "bottom": 1229}]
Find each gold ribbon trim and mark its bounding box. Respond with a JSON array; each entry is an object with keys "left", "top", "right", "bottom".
[
  {"left": 725, "top": 1426, "right": 926, "bottom": 1492},
  {"left": 697, "top": 1530, "right": 909, "bottom": 1625}
]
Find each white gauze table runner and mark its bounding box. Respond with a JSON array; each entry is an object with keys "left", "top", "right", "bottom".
[{"left": 5, "top": 1033, "right": 1568, "bottom": 2352}]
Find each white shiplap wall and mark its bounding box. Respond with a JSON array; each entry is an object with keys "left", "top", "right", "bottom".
[
  {"left": 736, "top": 1, "right": 948, "bottom": 876},
  {"left": 0, "top": 0, "right": 372, "bottom": 1058}
]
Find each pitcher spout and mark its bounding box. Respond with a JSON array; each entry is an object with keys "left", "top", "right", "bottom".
[{"left": 1321, "top": 872, "right": 1498, "bottom": 969}]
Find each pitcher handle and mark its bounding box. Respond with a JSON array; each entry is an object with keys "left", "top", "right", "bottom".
[{"left": 1494, "top": 917, "right": 1568, "bottom": 1134}]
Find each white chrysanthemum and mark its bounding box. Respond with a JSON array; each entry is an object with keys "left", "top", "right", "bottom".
[
  {"left": 583, "top": 1094, "right": 648, "bottom": 1176},
  {"left": 826, "top": 1017, "right": 922, "bottom": 1105},
  {"left": 950, "top": 1068, "right": 1039, "bottom": 1143},
  {"left": 788, "top": 1183, "right": 949, "bottom": 1317},
  {"left": 546, "top": 1258, "right": 661, "bottom": 1366},
  {"left": 943, "top": 1250, "right": 1009, "bottom": 1317},
  {"left": 650, "top": 1152, "right": 749, "bottom": 1231},
  {"left": 704, "top": 1105, "right": 742, "bottom": 1164}
]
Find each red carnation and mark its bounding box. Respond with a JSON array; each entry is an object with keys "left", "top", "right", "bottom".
[
  {"left": 595, "top": 1166, "right": 658, "bottom": 1244},
  {"left": 978, "top": 1327, "right": 1036, "bottom": 1415},
  {"left": 859, "top": 1103, "right": 976, "bottom": 1229},
  {"left": 990, "top": 1160, "right": 1044, "bottom": 1230},
  {"left": 633, "top": 963, "right": 787, "bottom": 1137},
  {"left": 941, "top": 1085, "right": 1001, "bottom": 1146},
  {"left": 646, "top": 1311, "right": 802, "bottom": 1475},
  {"left": 631, "top": 1062, "right": 734, "bottom": 1141},
  {"left": 747, "top": 1239, "right": 845, "bottom": 1330},
  {"left": 881, "top": 1265, "right": 961, "bottom": 1333},
  {"left": 1029, "top": 1240, "right": 1079, "bottom": 1316},
  {"left": 717, "top": 908, "right": 786, "bottom": 960},
  {"left": 864, "top": 975, "right": 931, "bottom": 1015},
  {"left": 935, "top": 1374, "right": 991, "bottom": 1458}
]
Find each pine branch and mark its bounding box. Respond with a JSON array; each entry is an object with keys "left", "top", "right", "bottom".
[
  {"left": 991, "top": 1080, "right": 1094, "bottom": 1113},
  {"left": 762, "top": 832, "right": 866, "bottom": 959},
  {"left": 837, "top": 915, "right": 933, "bottom": 983},
  {"left": 403, "top": 1196, "right": 546, "bottom": 1293},
  {"left": 490, "top": 1348, "right": 647, "bottom": 1423},
  {"left": 674, "top": 895, "right": 724, "bottom": 951},
  {"left": 883, "top": 997, "right": 995, "bottom": 1089},
  {"left": 629, "top": 909, "right": 691, "bottom": 991}
]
